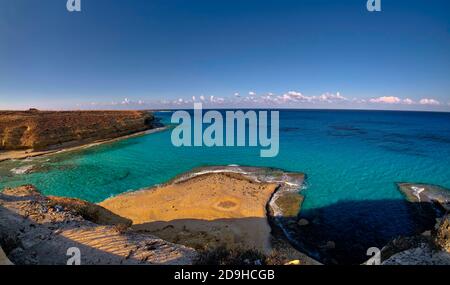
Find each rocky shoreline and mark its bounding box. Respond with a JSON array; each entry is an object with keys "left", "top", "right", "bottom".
[
  {"left": 1, "top": 164, "right": 449, "bottom": 265},
  {"left": 0, "top": 166, "right": 320, "bottom": 265}
]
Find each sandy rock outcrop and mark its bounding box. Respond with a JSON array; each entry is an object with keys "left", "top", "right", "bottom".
[
  {"left": 0, "top": 185, "right": 197, "bottom": 265},
  {"left": 100, "top": 171, "right": 279, "bottom": 252},
  {"left": 0, "top": 110, "right": 157, "bottom": 151},
  {"left": 100, "top": 166, "right": 320, "bottom": 265}
]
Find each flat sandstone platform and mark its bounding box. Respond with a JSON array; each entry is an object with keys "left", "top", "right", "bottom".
[{"left": 100, "top": 172, "right": 279, "bottom": 252}]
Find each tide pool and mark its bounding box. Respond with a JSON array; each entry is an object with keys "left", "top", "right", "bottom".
[{"left": 1, "top": 110, "right": 449, "bottom": 262}]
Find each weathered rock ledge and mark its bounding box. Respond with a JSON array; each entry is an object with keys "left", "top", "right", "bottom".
[{"left": 0, "top": 185, "right": 197, "bottom": 265}]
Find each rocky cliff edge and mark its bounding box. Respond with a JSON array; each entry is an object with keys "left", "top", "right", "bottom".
[{"left": 0, "top": 185, "right": 197, "bottom": 265}]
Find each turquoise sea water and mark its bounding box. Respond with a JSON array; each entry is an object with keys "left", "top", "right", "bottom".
[{"left": 1, "top": 110, "right": 449, "bottom": 262}]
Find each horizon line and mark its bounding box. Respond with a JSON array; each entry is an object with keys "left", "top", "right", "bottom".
[{"left": 1, "top": 107, "right": 449, "bottom": 114}]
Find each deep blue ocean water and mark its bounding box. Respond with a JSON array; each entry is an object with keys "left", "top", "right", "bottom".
[{"left": 1, "top": 110, "right": 449, "bottom": 262}]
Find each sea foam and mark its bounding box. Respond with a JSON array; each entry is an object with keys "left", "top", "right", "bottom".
[{"left": 11, "top": 165, "right": 34, "bottom": 175}]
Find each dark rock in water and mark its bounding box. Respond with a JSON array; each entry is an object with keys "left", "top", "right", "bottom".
[
  {"left": 397, "top": 183, "right": 450, "bottom": 211},
  {"left": 320, "top": 241, "right": 336, "bottom": 250},
  {"left": 297, "top": 219, "right": 310, "bottom": 226},
  {"left": 272, "top": 192, "right": 303, "bottom": 218}
]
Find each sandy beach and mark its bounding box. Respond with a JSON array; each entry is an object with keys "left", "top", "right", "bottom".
[
  {"left": 0, "top": 127, "right": 167, "bottom": 162},
  {"left": 100, "top": 172, "right": 279, "bottom": 253}
]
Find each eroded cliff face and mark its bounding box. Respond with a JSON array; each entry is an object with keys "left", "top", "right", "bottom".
[{"left": 0, "top": 110, "right": 156, "bottom": 151}]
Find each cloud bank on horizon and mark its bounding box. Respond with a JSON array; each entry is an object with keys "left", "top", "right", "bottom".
[{"left": 71, "top": 91, "right": 449, "bottom": 111}]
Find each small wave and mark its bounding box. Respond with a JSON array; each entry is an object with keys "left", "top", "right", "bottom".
[
  {"left": 411, "top": 186, "right": 425, "bottom": 202},
  {"left": 175, "top": 168, "right": 249, "bottom": 183},
  {"left": 11, "top": 165, "right": 34, "bottom": 175},
  {"left": 300, "top": 181, "right": 309, "bottom": 191}
]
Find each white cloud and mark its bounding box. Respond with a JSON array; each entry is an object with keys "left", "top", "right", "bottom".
[
  {"left": 214, "top": 97, "right": 225, "bottom": 103},
  {"left": 127, "top": 91, "right": 445, "bottom": 110},
  {"left": 352, "top": 98, "right": 366, "bottom": 104},
  {"left": 281, "top": 91, "right": 311, "bottom": 102},
  {"left": 367, "top": 96, "right": 441, "bottom": 106},
  {"left": 313, "top": 92, "right": 347, "bottom": 103},
  {"left": 419, "top": 98, "right": 440, "bottom": 105},
  {"left": 119, "top": 98, "right": 146, "bottom": 105},
  {"left": 285, "top": 91, "right": 303, "bottom": 97},
  {"left": 402, "top": 98, "right": 415, "bottom": 105},
  {"left": 369, "top": 96, "right": 401, "bottom": 104},
  {"left": 276, "top": 91, "right": 346, "bottom": 104}
]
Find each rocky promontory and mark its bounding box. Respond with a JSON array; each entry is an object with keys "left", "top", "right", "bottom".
[
  {"left": 99, "top": 166, "right": 319, "bottom": 265},
  {"left": 0, "top": 110, "right": 158, "bottom": 153}
]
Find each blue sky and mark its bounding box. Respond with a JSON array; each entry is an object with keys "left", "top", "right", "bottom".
[{"left": 0, "top": 0, "right": 449, "bottom": 110}]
